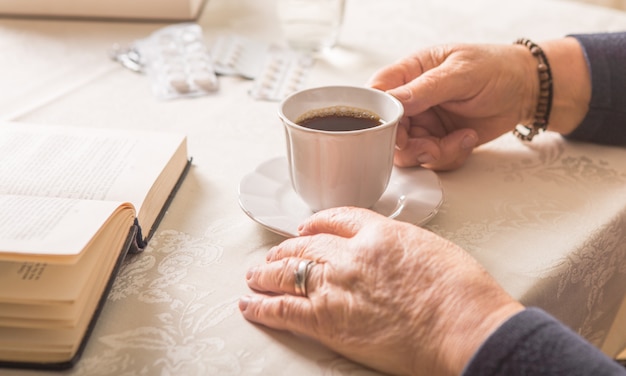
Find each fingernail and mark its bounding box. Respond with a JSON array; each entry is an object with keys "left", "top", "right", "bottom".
[
  {"left": 246, "top": 268, "right": 255, "bottom": 280},
  {"left": 417, "top": 153, "right": 435, "bottom": 164},
  {"left": 239, "top": 296, "right": 250, "bottom": 311},
  {"left": 266, "top": 247, "right": 276, "bottom": 262},
  {"left": 461, "top": 134, "right": 478, "bottom": 150}
]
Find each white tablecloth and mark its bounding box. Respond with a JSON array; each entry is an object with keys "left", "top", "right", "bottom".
[{"left": 2, "top": 0, "right": 626, "bottom": 374}]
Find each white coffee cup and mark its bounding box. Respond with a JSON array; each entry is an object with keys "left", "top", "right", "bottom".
[{"left": 279, "top": 86, "right": 404, "bottom": 212}]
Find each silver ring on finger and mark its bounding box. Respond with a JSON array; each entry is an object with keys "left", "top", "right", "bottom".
[{"left": 294, "top": 260, "right": 315, "bottom": 297}]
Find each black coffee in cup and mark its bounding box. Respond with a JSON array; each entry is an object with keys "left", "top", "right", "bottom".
[{"left": 295, "top": 106, "right": 383, "bottom": 131}]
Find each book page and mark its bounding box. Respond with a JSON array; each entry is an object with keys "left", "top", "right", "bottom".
[
  {"left": 0, "top": 122, "right": 186, "bottom": 227},
  {"left": 0, "top": 195, "right": 132, "bottom": 258},
  {"left": 0, "top": 299, "right": 79, "bottom": 321},
  {"left": 0, "top": 197, "right": 134, "bottom": 300}
]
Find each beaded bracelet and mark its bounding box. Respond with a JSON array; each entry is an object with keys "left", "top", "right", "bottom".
[{"left": 513, "top": 38, "right": 553, "bottom": 141}]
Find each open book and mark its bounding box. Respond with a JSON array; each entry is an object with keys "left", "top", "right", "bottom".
[{"left": 0, "top": 121, "right": 191, "bottom": 369}]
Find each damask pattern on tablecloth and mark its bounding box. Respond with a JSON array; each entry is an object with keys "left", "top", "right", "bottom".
[
  {"left": 524, "top": 208, "right": 626, "bottom": 348},
  {"left": 485, "top": 140, "right": 626, "bottom": 186},
  {"left": 73, "top": 229, "right": 265, "bottom": 376},
  {"left": 427, "top": 134, "right": 626, "bottom": 349}
]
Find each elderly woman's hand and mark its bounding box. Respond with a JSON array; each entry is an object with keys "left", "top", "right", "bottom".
[
  {"left": 239, "top": 207, "right": 523, "bottom": 376},
  {"left": 368, "top": 38, "right": 589, "bottom": 171},
  {"left": 367, "top": 43, "right": 537, "bottom": 171}
]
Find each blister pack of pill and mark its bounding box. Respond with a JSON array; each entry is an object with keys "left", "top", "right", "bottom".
[
  {"left": 248, "top": 49, "right": 315, "bottom": 101},
  {"left": 111, "top": 26, "right": 314, "bottom": 102},
  {"left": 210, "top": 34, "right": 315, "bottom": 101},
  {"left": 210, "top": 34, "right": 270, "bottom": 79},
  {"left": 133, "top": 23, "right": 219, "bottom": 100}
]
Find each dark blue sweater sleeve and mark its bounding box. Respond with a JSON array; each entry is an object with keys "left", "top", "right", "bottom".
[
  {"left": 565, "top": 32, "right": 626, "bottom": 145},
  {"left": 462, "top": 308, "right": 626, "bottom": 376}
]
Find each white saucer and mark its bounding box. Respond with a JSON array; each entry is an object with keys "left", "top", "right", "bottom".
[{"left": 238, "top": 157, "right": 444, "bottom": 237}]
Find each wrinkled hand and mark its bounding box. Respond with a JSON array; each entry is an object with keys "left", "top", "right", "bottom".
[
  {"left": 368, "top": 43, "right": 536, "bottom": 170},
  {"left": 240, "top": 207, "right": 523, "bottom": 376}
]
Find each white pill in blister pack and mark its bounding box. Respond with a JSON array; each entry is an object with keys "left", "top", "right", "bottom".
[{"left": 135, "top": 23, "right": 219, "bottom": 100}]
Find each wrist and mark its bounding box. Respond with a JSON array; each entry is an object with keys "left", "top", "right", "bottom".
[
  {"left": 513, "top": 43, "right": 541, "bottom": 127},
  {"left": 422, "top": 272, "right": 524, "bottom": 376},
  {"left": 535, "top": 37, "right": 591, "bottom": 136},
  {"left": 433, "top": 287, "right": 524, "bottom": 375}
]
